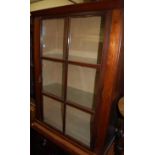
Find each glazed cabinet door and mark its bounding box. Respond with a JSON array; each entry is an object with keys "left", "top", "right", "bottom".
[
  {"left": 41, "top": 18, "right": 65, "bottom": 132},
  {"left": 39, "top": 15, "right": 105, "bottom": 148}
]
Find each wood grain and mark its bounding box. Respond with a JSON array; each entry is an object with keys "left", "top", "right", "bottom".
[{"left": 94, "top": 9, "right": 123, "bottom": 154}]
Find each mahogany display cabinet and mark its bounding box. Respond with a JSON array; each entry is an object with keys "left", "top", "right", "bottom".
[{"left": 31, "top": 0, "right": 124, "bottom": 154}]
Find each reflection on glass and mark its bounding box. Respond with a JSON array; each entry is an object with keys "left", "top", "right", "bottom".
[
  {"left": 66, "top": 106, "right": 91, "bottom": 147},
  {"left": 42, "top": 19, "right": 64, "bottom": 59},
  {"left": 42, "top": 60, "right": 63, "bottom": 98},
  {"left": 43, "top": 96, "right": 63, "bottom": 131},
  {"left": 68, "top": 16, "right": 104, "bottom": 64},
  {"left": 67, "top": 64, "right": 97, "bottom": 109}
]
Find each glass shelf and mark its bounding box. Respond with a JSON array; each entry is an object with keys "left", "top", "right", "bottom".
[
  {"left": 42, "top": 51, "right": 97, "bottom": 64},
  {"left": 67, "top": 86, "right": 94, "bottom": 109},
  {"left": 68, "top": 53, "right": 97, "bottom": 64},
  {"left": 43, "top": 83, "right": 94, "bottom": 109},
  {"left": 42, "top": 51, "right": 64, "bottom": 60},
  {"left": 43, "top": 83, "right": 62, "bottom": 98}
]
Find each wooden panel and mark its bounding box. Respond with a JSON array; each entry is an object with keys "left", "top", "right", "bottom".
[
  {"left": 31, "top": 121, "right": 96, "bottom": 155},
  {"left": 34, "top": 17, "right": 43, "bottom": 120},
  {"left": 30, "top": 100, "right": 36, "bottom": 124},
  {"left": 94, "top": 9, "right": 123, "bottom": 154},
  {"left": 30, "top": 128, "right": 70, "bottom": 155}
]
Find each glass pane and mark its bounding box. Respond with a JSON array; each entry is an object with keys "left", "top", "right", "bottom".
[
  {"left": 68, "top": 16, "right": 104, "bottom": 64},
  {"left": 42, "top": 60, "right": 63, "bottom": 98},
  {"left": 67, "top": 64, "right": 97, "bottom": 109},
  {"left": 66, "top": 106, "right": 91, "bottom": 147},
  {"left": 41, "top": 19, "right": 64, "bottom": 59},
  {"left": 43, "top": 96, "right": 63, "bottom": 131}
]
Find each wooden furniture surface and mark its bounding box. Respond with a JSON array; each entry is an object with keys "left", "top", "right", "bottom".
[
  {"left": 30, "top": 99, "right": 36, "bottom": 124},
  {"left": 31, "top": 127, "right": 115, "bottom": 155},
  {"left": 31, "top": 128, "right": 70, "bottom": 155},
  {"left": 31, "top": 0, "right": 124, "bottom": 155}
]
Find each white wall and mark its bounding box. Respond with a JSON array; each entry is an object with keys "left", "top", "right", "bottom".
[
  {"left": 30, "top": 0, "right": 72, "bottom": 11},
  {"left": 30, "top": 0, "right": 86, "bottom": 11}
]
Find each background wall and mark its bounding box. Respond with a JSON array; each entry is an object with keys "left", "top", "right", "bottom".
[{"left": 30, "top": 0, "right": 84, "bottom": 11}]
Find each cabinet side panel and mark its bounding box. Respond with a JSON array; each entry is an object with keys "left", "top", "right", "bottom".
[
  {"left": 94, "top": 9, "right": 123, "bottom": 154},
  {"left": 34, "top": 17, "right": 43, "bottom": 120},
  {"left": 104, "top": 11, "right": 124, "bottom": 152}
]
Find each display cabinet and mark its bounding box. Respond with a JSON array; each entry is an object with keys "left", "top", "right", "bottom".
[{"left": 31, "top": 0, "right": 124, "bottom": 154}]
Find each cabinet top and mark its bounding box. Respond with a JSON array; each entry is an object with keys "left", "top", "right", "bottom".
[{"left": 31, "top": 0, "right": 123, "bottom": 17}]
